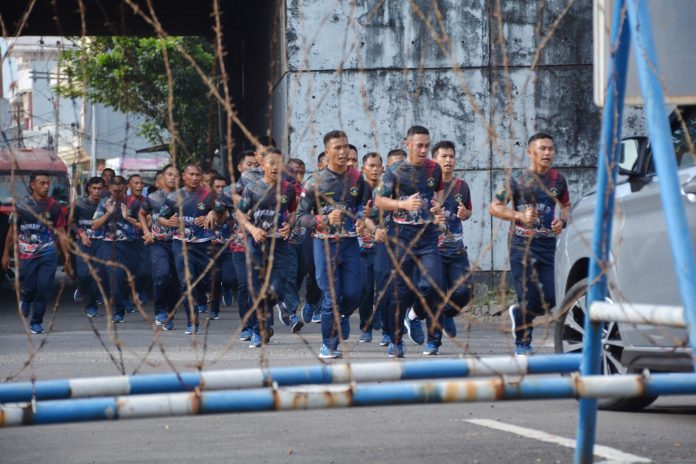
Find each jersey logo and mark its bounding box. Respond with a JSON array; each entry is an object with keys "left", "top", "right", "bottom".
[
  {"left": 350, "top": 186, "right": 359, "bottom": 197},
  {"left": 427, "top": 177, "right": 436, "bottom": 188},
  {"left": 280, "top": 195, "right": 288, "bottom": 204},
  {"left": 454, "top": 193, "right": 463, "bottom": 204},
  {"left": 197, "top": 202, "right": 206, "bottom": 211},
  {"left": 550, "top": 188, "right": 558, "bottom": 197},
  {"left": 44, "top": 211, "right": 52, "bottom": 219}
]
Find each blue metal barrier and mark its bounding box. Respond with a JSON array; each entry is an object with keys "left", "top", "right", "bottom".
[
  {"left": 3, "top": 372, "right": 696, "bottom": 427},
  {"left": 0, "top": 355, "right": 582, "bottom": 403}
]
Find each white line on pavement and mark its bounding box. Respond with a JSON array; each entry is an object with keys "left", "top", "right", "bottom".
[{"left": 466, "top": 418, "right": 651, "bottom": 463}]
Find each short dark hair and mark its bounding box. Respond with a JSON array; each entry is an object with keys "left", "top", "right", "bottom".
[
  {"left": 101, "top": 168, "right": 115, "bottom": 177},
  {"left": 406, "top": 125, "right": 429, "bottom": 138},
  {"left": 362, "top": 152, "right": 382, "bottom": 164},
  {"left": 110, "top": 175, "right": 127, "bottom": 186},
  {"left": 317, "top": 152, "right": 326, "bottom": 163},
  {"left": 261, "top": 146, "right": 282, "bottom": 157},
  {"left": 257, "top": 134, "right": 276, "bottom": 147},
  {"left": 29, "top": 171, "right": 51, "bottom": 184},
  {"left": 528, "top": 132, "right": 554, "bottom": 146},
  {"left": 431, "top": 140, "right": 456, "bottom": 157},
  {"left": 127, "top": 174, "right": 142, "bottom": 183},
  {"left": 86, "top": 176, "right": 105, "bottom": 188},
  {"left": 204, "top": 168, "right": 220, "bottom": 177},
  {"left": 348, "top": 144, "right": 358, "bottom": 153},
  {"left": 183, "top": 163, "right": 202, "bottom": 173},
  {"left": 387, "top": 148, "right": 407, "bottom": 160},
  {"left": 212, "top": 174, "right": 228, "bottom": 184},
  {"left": 323, "top": 130, "right": 348, "bottom": 147},
  {"left": 236, "top": 149, "right": 256, "bottom": 167},
  {"left": 288, "top": 158, "right": 305, "bottom": 167}
]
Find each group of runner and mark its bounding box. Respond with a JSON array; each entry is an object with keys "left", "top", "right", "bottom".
[{"left": 2, "top": 126, "right": 570, "bottom": 358}]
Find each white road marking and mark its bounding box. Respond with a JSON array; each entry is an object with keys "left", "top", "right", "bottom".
[{"left": 466, "top": 418, "right": 651, "bottom": 463}]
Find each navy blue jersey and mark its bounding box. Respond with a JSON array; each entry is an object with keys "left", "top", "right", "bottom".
[
  {"left": 235, "top": 167, "right": 264, "bottom": 195},
  {"left": 73, "top": 196, "right": 103, "bottom": 240},
  {"left": 494, "top": 168, "right": 570, "bottom": 239},
  {"left": 160, "top": 187, "right": 215, "bottom": 243},
  {"left": 296, "top": 167, "right": 368, "bottom": 239},
  {"left": 93, "top": 195, "right": 141, "bottom": 242},
  {"left": 438, "top": 178, "right": 472, "bottom": 255},
  {"left": 238, "top": 178, "right": 297, "bottom": 238},
  {"left": 378, "top": 159, "right": 444, "bottom": 225},
  {"left": 288, "top": 181, "right": 306, "bottom": 245},
  {"left": 141, "top": 189, "right": 174, "bottom": 241},
  {"left": 215, "top": 186, "right": 246, "bottom": 252},
  {"left": 9, "top": 195, "right": 66, "bottom": 259}
]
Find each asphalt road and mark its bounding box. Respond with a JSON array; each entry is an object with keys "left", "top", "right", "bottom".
[{"left": 0, "top": 279, "right": 695, "bottom": 463}]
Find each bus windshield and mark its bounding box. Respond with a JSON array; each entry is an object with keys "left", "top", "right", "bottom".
[{"left": 0, "top": 174, "right": 70, "bottom": 206}]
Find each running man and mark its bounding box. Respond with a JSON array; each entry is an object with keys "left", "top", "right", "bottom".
[
  {"left": 127, "top": 174, "right": 149, "bottom": 310},
  {"left": 357, "top": 151, "right": 383, "bottom": 343},
  {"left": 2, "top": 171, "right": 71, "bottom": 334},
  {"left": 375, "top": 126, "right": 445, "bottom": 357},
  {"left": 277, "top": 158, "right": 309, "bottom": 333},
  {"left": 140, "top": 164, "right": 180, "bottom": 330},
  {"left": 489, "top": 132, "right": 571, "bottom": 355},
  {"left": 236, "top": 147, "right": 297, "bottom": 347},
  {"left": 296, "top": 130, "right": 368, "bottom": 359},
  {"left": 208, "top": 174, "right": 236, "bottom": 320},
  {"left": 424, "top": 140, "right": 473, "bottom": 355},
  {"left": 92, "top": 175, "right": 142, "bottom": 323},
  {"left": 73, "top": 176, "right": 106, "bottom": 318},
  {"left": 160, "top": 164, "right": 215, "bottom": 334}
]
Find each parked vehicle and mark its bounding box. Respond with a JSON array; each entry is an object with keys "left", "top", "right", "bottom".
[
  {"left": 0, "top": 148, "right": 69, "bottom": 282},
  {"left": 554, "top": 105, "right": 696, "bottom": 410}
]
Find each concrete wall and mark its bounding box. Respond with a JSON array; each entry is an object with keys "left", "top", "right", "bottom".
[{"left": 264, "top": 0, "right": 644, "bottom": 272}]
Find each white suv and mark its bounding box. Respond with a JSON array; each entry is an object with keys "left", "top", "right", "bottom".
[{"left": 554, "top": 106, "right": 696, "bottom": 410}]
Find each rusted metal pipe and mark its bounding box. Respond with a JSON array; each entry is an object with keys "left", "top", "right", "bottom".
[
  {"left": 2, "top": 371, "right": 695, "bottom": 427},
  {"left": 0, "top": 354, "right": 581, "bottom": 403}
]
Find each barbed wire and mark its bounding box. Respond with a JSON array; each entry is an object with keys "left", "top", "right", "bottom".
[{"left": 0, "top": 0, "right": 692, "bottom": 394}]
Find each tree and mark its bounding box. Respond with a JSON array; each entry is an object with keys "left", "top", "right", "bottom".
[{"left": 56, "top": 36, "right": 219, "bottom": 167}]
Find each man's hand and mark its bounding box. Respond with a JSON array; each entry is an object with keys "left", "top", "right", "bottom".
[
  {"left": 520, "top": 207, "right": 538, "bottom": 226},
  {"left": 363, "top": 200, "right": 373, "bottom": 219},
  {"left": 202, "top": 210, "right": 217, "bottom": 229},
  {"left": 105, "top": 199, "right": 115, "bottom": 215},
  {"left": 143, "top": 231, "right": 154, "bottom": 245},
  {"left": 194, "top": 215, "right": 207, "bottom": 227},
  {"left": 375, "top": 227, "right": 386, "bottom": 243},
  {"left": 120, "top": 203, "right": 129, "bottom": 218},
  {"left": 278, "top": 222, "right": 291, "bottom": 239},
  {"left": 164, "top": 214, "right": 180, "bottom": 228},
  {"left": 250, "top": 226, "right": 267, "bottom": 244},
  {"left": 356, "top": 219, "right": 365, "bottom": 236},
  {"left": 457, "top": 203, "right": 472, "bottom": 221},
  {"left": 327, "top": 209, "right": 343, "bottom": 225},
  {"left": 400, "top": 193, "right": 423, "bottom": 212},
  {"left": 551, "top": 218, "right": 565, "bottom": 235},
  {"left": 1, "top": 253, "right": 9, "bottom": 270},
  {"left": 80, "top": 233, "right": 92, "bottom": 247}
]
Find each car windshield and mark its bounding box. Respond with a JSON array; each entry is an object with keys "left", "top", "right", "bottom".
[{"left": 0, "top": 173, "right": 70, "bottom": 206}]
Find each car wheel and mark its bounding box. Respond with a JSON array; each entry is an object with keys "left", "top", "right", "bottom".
[{"left": 554, "top": 278, "right": 658, "bottom": 411}]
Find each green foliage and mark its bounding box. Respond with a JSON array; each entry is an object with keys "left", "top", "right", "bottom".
[{"left": 56, "top": 36, "right": 219, "bottom": 167}]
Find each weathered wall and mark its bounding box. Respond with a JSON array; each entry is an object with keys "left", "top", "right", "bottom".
[{"left": 263, "top": 0, "right": 644, "bottom": 272}]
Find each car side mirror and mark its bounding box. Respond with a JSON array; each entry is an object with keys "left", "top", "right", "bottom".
[{"left": 618, "top": 137, "right": 649, "bottom": 177}]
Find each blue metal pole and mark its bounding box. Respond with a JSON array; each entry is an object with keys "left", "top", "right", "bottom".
[
  {"left": 0, "top": 355, "right": 582, "bottom": 403},
  {"left": 625, "top": 0, "right": 696, "bottom": 369},
  {"left": 3, "top": 372, "right": 696, "bottom": 427},
  {"left": 575, "top": 0, "right": 631, "bottom": 462}
]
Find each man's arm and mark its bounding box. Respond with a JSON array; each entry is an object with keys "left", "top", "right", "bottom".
[
  {"left": 1, "top": 227, "right": 14, "bottom": 270},
  {"left": 375, "top": 194, "right": 422, "bottom": 212},
  {"left": 92, "top": 200, "right": 112, "bottom": 230}
]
